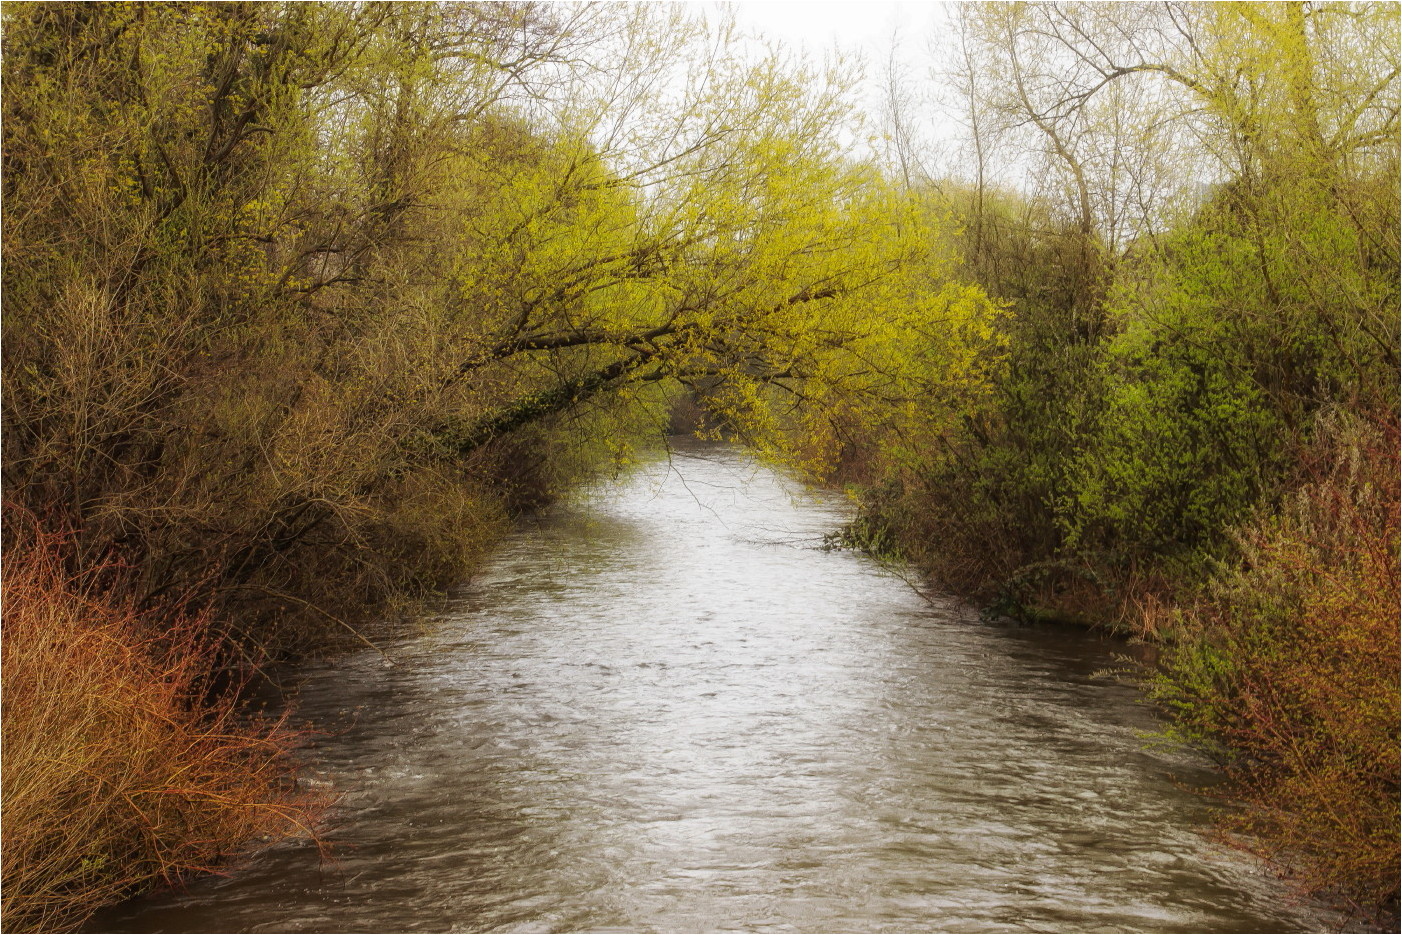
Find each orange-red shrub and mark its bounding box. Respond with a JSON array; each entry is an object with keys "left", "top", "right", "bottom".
[
  {"left": 1154, "top": 412, "right": 1400, "bottom": 917},
  {"left": 1, "top": 535, "right": 321, "bottom": 933}
]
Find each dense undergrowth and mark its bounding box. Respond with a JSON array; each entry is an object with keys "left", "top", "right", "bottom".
[
  {"left": 1153, "top": 412, "right": 1399, "bottom": 915},
  {"left": 1, "top": 527, "right": 324, "bottom": 933}
]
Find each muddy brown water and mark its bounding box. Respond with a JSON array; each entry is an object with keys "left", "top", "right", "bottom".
[{"left": 94, "top": 441, "right": 1337, "bottom": 933}]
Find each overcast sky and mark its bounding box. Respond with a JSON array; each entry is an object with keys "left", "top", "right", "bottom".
[
  {"left": 689, "top": 1, "right": 966, "bottom": 167},
  {"left": 727, "top": 0, "right": 948, "bottom": 62}
]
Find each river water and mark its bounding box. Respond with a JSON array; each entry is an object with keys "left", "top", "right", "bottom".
[{"left": 97, "top": 441, "right": 1332, "bottom": 933}]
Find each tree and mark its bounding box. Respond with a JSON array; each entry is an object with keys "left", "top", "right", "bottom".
[{"left": 3, "top": 2, "right": 983, "bottom": 648}]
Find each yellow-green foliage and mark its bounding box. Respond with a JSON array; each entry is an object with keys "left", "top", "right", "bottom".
[
  {"left": 711, "top": 180, "right": 1006, "bottom": 479},
  {"left": 5, "top": 4, "right": 982, "bottom": 651}
]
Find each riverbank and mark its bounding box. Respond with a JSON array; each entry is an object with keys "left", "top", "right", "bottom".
[{"left": 836, "top": 414, "right": 1400, "bottom": 925}]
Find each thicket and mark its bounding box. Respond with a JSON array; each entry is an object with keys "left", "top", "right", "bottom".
[
  {"left": 817, "top": 1, "right": 1400, "bottom": 917},
  {"left": 2, "top": 524, "right": 320, "bottom": 933},
  {"left": 1152, "top": 411, "right": 1399, "bottom": 913}
]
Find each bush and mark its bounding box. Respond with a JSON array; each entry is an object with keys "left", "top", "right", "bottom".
[
  {"left": 1153, "top": 412, "right": 1400, "bottom": 916},
  {"left": 0, "top": 534, "right": 321, "bottom": 933}
]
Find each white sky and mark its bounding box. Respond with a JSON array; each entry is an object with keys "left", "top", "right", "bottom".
[
  {"left": 726, "top": 0, "right": 948, "bottom": 62},
  {"left": 686, "top": 1, "right": 966, "bottom": 168}
]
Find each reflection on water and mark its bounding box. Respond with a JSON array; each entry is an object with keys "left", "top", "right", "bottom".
[{"left": 94, "top": 441, "right": 1333, "bottom": 933}]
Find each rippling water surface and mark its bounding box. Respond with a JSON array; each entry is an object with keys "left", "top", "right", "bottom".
[{"left": 97, "top": 442, "right": 1332, "bottom": 933}]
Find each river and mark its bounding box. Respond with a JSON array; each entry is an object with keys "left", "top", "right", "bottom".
[{"left": 95, "top": 441, "right": 1334, "bottom": 933}]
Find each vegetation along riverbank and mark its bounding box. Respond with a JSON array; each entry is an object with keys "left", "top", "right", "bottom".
[{"left": 2, "top": 2, "right": 1397, "bottom": 930}]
